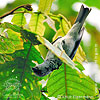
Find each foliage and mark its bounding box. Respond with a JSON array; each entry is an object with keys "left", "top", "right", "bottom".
[
  {"left": 0, "top": 0, "right": 100, "bottom": 100},
  {"left": 47, "top": 63, "right": 98, "bottom": 99}
]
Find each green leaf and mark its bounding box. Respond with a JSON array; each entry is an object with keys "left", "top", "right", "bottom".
[
  {"left": 12, "top": 13, "right": 26, "bottom": 27},
  {"left": 85, "top": 23, "right": 100, "bottom": 66},
  {"left": 38, "top": 0, "right": 54, "bottom": 14},
  {"left": 39, "top": 21, "right": 56, "bottom": 59},
  {"left": 97, "top": 83, "right": 100, "bottom": 89},
  {"left": 29, "top": 13, "right": 45, "bottom": 36},
  {"left": 73, "top": 45, "right": 87, "bottom": 64},
  {"left": 0, "top": 42, "right": 44, "bottom": 100},
  {"left": 0, "top": 54, "right": 13, "bottom": 64},
  {"left": 52, "top": 14, "right": 71, "bottom": 41},
  {"left": 38, "top": 44, "right": 48, "bottom": 59},
  {"left": 0, "top": 22, "right": 22, "bottom": 33},
  {"left": 47, "top": 63, "right": 99, "bottom": 99},
  {"left": 20, "top": 29, "right": 40, "bottom": 45},
  {"left": 0, "top": 29, "right": 23, "bottom": 54},
  {"left": 43, "top": 15, "right": 56, "bottom": 32},
  {"left": 0, "top": 22, "right": 40, "bottom": 45},
  {"left": 40, "top": 94, "right": 50, "bottom": 100},
  {"left": 74, "top": 61, "right": 85, "bottom": 71}
]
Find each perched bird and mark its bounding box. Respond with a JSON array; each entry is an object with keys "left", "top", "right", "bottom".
[{"left": 32, "top": 5, "right": 91, "bottom": 77}]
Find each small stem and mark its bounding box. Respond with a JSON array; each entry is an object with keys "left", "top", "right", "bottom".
[
  {"left": 64, "top": 63, "right": 67, "bottom": 99},
  {"left": 41, "top": 90, "right": 47, "bottom": 92}
]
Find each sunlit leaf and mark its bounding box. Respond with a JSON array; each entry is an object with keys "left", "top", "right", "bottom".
[
  {"left": 47, "top": 63, "right": 99, "bottom": 99},
  {"left": 38, "top": 44, "right": 48, "bottom": 59},
  {"left": 29, "top": 12, "right": 47, "bottom": 59},
  {"left": 29, "top": 13, "right": 45, "bottom": 36},
  {"left": 52, "top": 14, "right": 71, "bottom": 41},
  {"left": 43, "top": 15, "right": 56, "bottom": 32},
  {"left": 74, "top": 61, "right": 85, "bottom": 71},
  {"left": 38, "top": 0, "right": 54, "bottom": 14},
  {"left": 12, "top": 13, "right": 26, "bottom": 27},
  {"left": 73, "top": 45, "right": 87, "bottom": 64},
  {"left": 0, "top": 22, "right": 22, "bottom": 33},
  {"left": 38, "top": 21, "right": 56, "bottom": 59},
  {"left": 0, "top": 29, "right": 23, "bottom": 54},
  {"left": 0, "top": 22, "right": 40, "bottom": 45}
]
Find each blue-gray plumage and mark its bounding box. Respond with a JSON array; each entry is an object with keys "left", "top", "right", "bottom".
[{"left": 32, "top": 5, "right": 91, "bottom": 77}]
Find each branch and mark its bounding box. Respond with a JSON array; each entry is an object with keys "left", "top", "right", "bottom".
[{"left": 0, "top": 4, "right": 32, "bottom": 19}]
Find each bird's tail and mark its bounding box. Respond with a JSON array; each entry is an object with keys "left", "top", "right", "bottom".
[{"left": 75, "top": 4, "right": 91, "bottom": 26}]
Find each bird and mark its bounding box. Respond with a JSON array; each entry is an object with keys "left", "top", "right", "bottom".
[{"left": 32, "top": 4, "right": 91, "bottom": 77}]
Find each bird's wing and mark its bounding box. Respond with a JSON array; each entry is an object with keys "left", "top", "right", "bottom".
[{"left": 69, "top": 27, "right": 84, "bottom": 59}]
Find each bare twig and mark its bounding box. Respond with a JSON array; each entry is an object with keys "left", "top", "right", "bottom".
[{"left": 0, "top": 4, "right": 32, "bottom": 19}]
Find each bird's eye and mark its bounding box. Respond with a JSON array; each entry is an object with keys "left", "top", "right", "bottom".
[{"left": 62, "top": 40, "right": 65, "bottom": 44}]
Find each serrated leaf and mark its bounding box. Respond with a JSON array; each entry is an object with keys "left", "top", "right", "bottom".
[
  {"left": 29, "top": 13, "right": 45, "bottom": 36},
  {"left": 0, "top": 42, "right": 44, "bottom": 100},
  {"left": 47, "top": 63, "right": 99, "bottom": 99},
  {"left": 12, "top": 13, "right": 26, "bottom": 27},
  {"left": 0, "top": 29, "right": 23, "bottom": 54},
  {"left": 38, "top": 0, "right": 54, "bottom": 14}
]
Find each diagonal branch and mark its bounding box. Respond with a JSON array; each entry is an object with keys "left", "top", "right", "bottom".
[{"left": 0, "top": 4, "right": 32, "bottom": 19}]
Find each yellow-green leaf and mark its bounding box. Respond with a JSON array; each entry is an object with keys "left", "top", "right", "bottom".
[
  {"left": 11, "top": 13, "right": 26, "bottom": 27},
  {"left": 53, "top": 14, "right": 71, "bottom": 41},
  {"left": 38, "top": 0, "right": 54, "bottom": 14},
  {"left": 0, "top": 29, "right": 24, "bottom": 54},
  {"left": 38, "top": 44, "right": 48, "bottom": 59},
  {"left": 47, "top": 63, "right": 99, "bottom": 99},
  {"left": 0, "top": 54, "right": 13, "bottom": 64},
  {"left": 73, "top": 45, "right": 87, "bottom": 64},
  {"left": 34, "top": 44, "right": 48, "bottom": 59},
  {"left": 29, "top": 13, "right": 45, "bottom": 36},
  {"left": 44, "top": 15, "right": 56, "bottom": 32}
]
